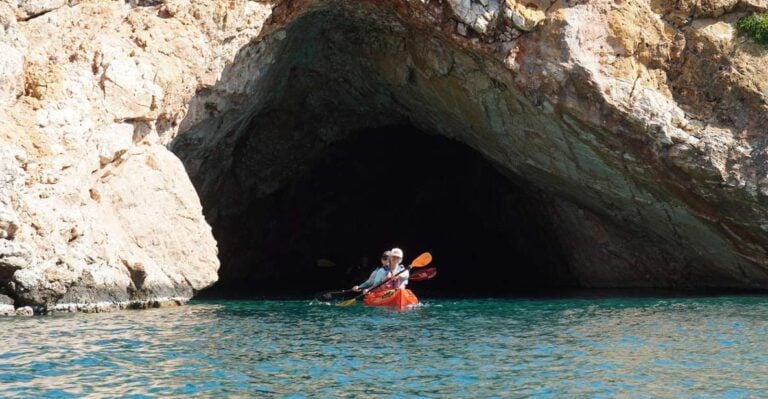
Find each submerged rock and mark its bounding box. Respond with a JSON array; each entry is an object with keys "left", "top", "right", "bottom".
[
  {"left": 1, "top": 0, "right": 768, "bottom": 310},
  {"left": 0, "top": 293, "right": 13, "bottom": 315},
  {"left": 14, "top": 306, "right": 33, "bottom": 316}
]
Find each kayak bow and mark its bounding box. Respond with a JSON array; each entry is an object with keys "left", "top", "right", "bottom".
[{"left": 363, "top": 288, "right": 419, "bottom": 309}]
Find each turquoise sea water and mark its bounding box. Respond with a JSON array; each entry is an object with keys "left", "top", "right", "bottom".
[{"left": 2, "top": 296, "right": 768, "bottom": 398}]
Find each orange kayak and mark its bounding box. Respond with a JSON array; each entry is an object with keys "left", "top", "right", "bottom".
[{"left": 363, "top": 288, "right": 419, "bottom": 309}]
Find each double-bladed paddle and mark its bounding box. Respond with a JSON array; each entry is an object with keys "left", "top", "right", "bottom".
[
  {"left": 409, "top": 266, "right": 437, "bottom": 282},
  {"left": 316, "top": 288, "right": 355, "bottom": 300},
  {"left": 337, "top": 252, "right": 432, "bottom": 307},
  {"left": 316, "top": 259, "right": 336, "bottom": 268}
]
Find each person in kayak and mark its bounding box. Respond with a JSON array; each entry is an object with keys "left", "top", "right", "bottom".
[
  {"left": 361, "top": 247, "right": 420, "bottom": 309},
  {"left": 352, "top": 250, "right": 390, "bottom": 293},
  {"left": 384, "top": 247, "right": 409, "bottom": 290}
]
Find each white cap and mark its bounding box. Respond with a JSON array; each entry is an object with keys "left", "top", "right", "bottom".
[{"left": 390, "top": 248, "right": 404, "bottom": 259}]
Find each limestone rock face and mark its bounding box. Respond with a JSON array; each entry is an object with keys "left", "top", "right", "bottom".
[
  {"left": 0, "top": 0, "right": 272, "bottom": 311},
  {"left": 1, "top": 0, "right": 768, "bottom": 311},
  {"left": 16, "top": 0, "right": 68, "bottom": 20},
  {"left": 504, "top": 0, "right": 548, "bottom": 31}
]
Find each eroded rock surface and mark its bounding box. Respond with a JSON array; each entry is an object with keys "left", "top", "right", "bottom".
[
  {"left": 2, "top": 0, "right": 768, "bottom": 311},
  {"left": 0, "top": 0, "right": 272, "bottom": 312}
]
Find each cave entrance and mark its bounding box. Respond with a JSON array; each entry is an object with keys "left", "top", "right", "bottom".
[
  {"left": 171, "top": 6, "right": 579, "bottom": 298},
  {"left": 170, "top": 4, "right": 768, "bottom": 297},
  {"left": 198, "top": 125, "right": 570, "bottom": 298}
]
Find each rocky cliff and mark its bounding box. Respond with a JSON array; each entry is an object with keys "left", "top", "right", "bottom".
[{"left": 1, "top": 0, "right": 768, "bottom": 313}]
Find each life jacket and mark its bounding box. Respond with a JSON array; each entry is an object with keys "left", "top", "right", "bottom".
[{"left": 382, "top": 264, "right": 408, "bottom": 290}]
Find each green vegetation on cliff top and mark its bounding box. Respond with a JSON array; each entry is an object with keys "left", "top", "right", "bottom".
[{"left": 736, "top": 13, "right": 768, "bottom": 47}]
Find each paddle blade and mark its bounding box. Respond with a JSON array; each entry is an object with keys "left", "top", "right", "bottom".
[
  {"left": 318, "top": 291, "right": 337, "bottom": 300},
  {"left": 337, "top": 297, "right": 357, "bottom": 307},
  {"left": 318, "top": 292, "right": 331, "bottom": 300},
  {"left": 410, "top": 252, "right": 432, "bottom": 268},
  {"left": 316, "top": 259, "right": 336, "bottom": 268},
  {"left": 410, "top": 267, "right": 437, "bottom": 282}
]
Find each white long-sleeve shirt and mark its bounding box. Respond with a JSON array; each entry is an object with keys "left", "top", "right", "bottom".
[{"left": 386, "top": 264, "right": 409, "bottom": 290}]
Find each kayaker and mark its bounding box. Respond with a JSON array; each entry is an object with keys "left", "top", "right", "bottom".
[
  {"left": 384, "top": 247, "right": 409, "bottom": 290},
  {"left": 352, "top": 250, "right": 390, "bottom": 293}
]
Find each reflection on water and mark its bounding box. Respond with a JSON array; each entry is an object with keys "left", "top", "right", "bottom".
[{"left": 2, "top": 297, "right": 768, "bottom": 397}]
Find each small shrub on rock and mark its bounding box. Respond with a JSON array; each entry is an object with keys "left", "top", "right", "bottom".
[{"left": 735, "top": 13, "right": 768, "bottom": 47}]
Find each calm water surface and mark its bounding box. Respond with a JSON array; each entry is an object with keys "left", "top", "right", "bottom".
[{"left": 2, "top": 296, "right": 768, "bottom": 398}]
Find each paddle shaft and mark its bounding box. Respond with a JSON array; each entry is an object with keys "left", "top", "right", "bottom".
[{"left": 327, "top": 289, "right": 355, "bottom": 296}]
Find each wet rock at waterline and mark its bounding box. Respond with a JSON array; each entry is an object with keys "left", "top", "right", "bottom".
[{"left": 1, "top": 0, "right": 768, "bottom": 311}]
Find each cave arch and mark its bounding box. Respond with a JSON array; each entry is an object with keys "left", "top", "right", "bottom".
[{"left": 171, "top": 3, "right": 767, "bottom": 297}]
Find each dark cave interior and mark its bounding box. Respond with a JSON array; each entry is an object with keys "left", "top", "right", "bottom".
[{"left": 198, "top": 125, "right": 572, "bottom": 298}]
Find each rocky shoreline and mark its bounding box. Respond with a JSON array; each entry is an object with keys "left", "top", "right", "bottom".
[{"left": 0, "top": 292, "right": 187, "bottom": 316}]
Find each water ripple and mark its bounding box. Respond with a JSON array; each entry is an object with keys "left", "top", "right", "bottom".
[{"left": 2, "top": 297, "right": 768, "bottom": 397}]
